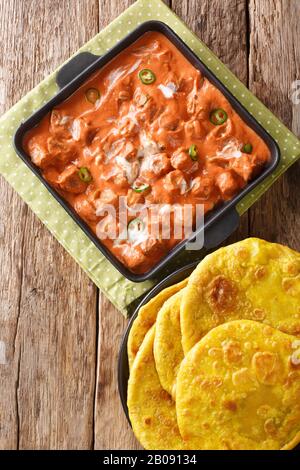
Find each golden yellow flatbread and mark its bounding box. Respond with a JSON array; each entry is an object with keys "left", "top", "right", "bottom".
[
  {"left": 181, "top": 238, "right": 300, "bottom": 354},
  {"left": 154, "top": 290, "right": 184, "bottom": 399},
  {"left": 128, "top": 277, "right": 188, "bottom": 370},
  {"left": 127, "top": 325, "right": 188, "bottom": 450},
  {"left": 176, "top": 320, "right": 300, "bottom": 450}
]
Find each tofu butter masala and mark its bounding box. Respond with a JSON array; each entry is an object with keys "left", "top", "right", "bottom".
[{"left": 24, "top": 32, "right": 270, "bottom": 274}]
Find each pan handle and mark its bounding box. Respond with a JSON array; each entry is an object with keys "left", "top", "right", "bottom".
[
  {"left": 203, "top": 207, "right": 240, "bottom": 250},
  {"left": 56, "top": 52, "right": 100, "bottom": 89}
]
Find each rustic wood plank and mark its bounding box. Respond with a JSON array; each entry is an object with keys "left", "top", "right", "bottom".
[
  {"left": 248, "top": 0, "right": 300, "bottom": 251},
  {"left": 17, "top": 219, "right": 98, "bottom": 449},
  {"left": 95, "top": 294, "right": 142, "bottom": 450},
  {"left": 172, "top": 0, "right": 248, "bottom": 83},
  {"left": 94, "top": 0, "right": 143, "bottom": 450},
  {"left": 171, "top": 0, "right": 249, "bottom": 244},
  {"left": 0, "top": 0, "right": 99, "bottom": 449},
  {"left": 0, "top": 183, "right": 26, "bottom": 448},
  {"left": 0, "top": 0, "right": 29, "bottom": 450}
]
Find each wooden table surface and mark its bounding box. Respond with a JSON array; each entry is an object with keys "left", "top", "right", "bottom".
[{"left": 0, "top": 0, "right": 299, "bottom": 450}]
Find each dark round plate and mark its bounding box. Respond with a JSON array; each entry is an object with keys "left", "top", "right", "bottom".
[
  {"left": 118, "top": 261, "right": 198, "bottom": 424},
  {"left": 118, "top": 262, "right": 300, "bottom": 451}
]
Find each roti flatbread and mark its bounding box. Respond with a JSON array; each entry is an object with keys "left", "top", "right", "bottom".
[
  {"left": 127, "top": 325, "right": 188, "bottom": 450},
  {"left": 154, "top": 290, "right": 184, "bottom": 399},
  {"left": 176, "top": 320, "right": 300, "bottom": 450},
  {"left": 128, "top": 278, "right": 188, "bottom": 370},
  {"left": 181, "top": 238, "right": 300, "bottom": 354}
]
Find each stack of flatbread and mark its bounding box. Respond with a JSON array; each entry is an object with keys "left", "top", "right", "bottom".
[{"left": 127, "top": 238, "right": 300, "bottom": 450}]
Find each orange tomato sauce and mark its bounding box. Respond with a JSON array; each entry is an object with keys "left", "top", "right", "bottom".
[{"left": 24, "top": 32, "right": 270, "bottom": 274}]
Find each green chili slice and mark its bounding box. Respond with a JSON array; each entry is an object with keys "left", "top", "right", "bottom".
[
  {"left": 188, "top": 144, "right": 198, "bottom": 161},
  {"left": 138, "top": 69, "right": 156, "bottom": 85},
  {"left": 78, "top": 167, "right": 92, "bottom": 183},
  {"left": 131, "top": 182, "right": 150, "bottom": 193},
  {"left": 242, "top": 143, "right": 253, "bottom": 154},
  {"left": 210, "top": 108, "right": 228, "bottom": 126},
  {"left": 85, "top": 88, "right": 100, "bottom": 104},
  {"left": 127, "top": 218, "right": 145, "bottom": 242}
]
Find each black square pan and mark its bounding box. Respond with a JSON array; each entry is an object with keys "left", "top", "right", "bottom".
[{"left": 14, "top": 20, "right": 280, "bottom": 282}]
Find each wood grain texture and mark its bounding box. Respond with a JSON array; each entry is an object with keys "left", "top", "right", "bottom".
[
  {"left": 172, "top": 0, "right": 249, "bottom": 244},
  {"left": 98, "top": 0, "right": 136, "bottom": 27},
  {"left": 0, "top": 175, "right": 26, "bottom": 450},
  {"left": 0, "top": 0, "right": 29, "bottom": 449},
  {"left": 0, "top": 0, "right": 299, "bottom": 450},
  {"left": 0, "top": 0, "right": 99, "bottom": 450},
  {"left": 172, "top": 0, "right": 248, "bottom": 83},
  {"left": 248, "top": 0, "right": 300, "bottom": 251},
  {"left": 94, "top": 294, "right": 141, "bottom": 450}
]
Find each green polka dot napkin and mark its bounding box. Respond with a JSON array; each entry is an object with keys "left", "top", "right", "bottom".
[{"left": 0, "top": 0, "right": 299, "bottom": 316}]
